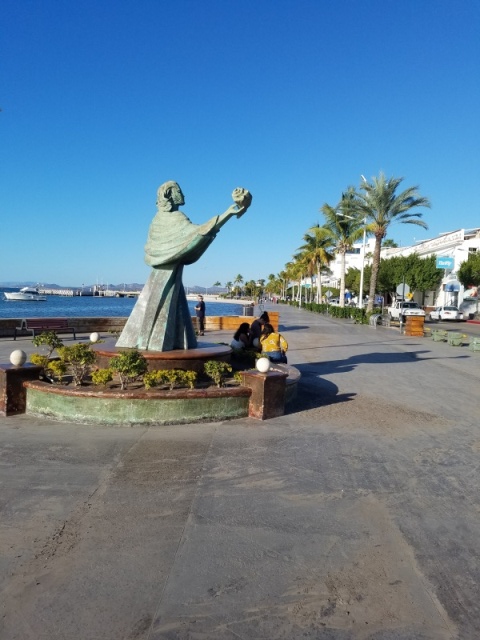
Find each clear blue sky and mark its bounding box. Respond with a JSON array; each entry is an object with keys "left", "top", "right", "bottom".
[{"left": 1, "top": 0, "right": 479, "bottom": 288}]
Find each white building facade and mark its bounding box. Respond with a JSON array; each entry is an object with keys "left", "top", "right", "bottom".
[{"left": 323, "top": 228, "right": 480, "bottom": 309}]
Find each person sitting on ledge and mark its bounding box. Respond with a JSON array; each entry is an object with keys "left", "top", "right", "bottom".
[
  {"left": 249, "top": 311, "right": 270, "bottom": 349},
  {"left": 230, "top": 322, "right": 250, "bottom": 350},
  {"left": 260, "top": 323, "right": 288, "bottom": 363}
]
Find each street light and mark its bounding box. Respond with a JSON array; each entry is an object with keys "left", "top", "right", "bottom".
[{"left": 336, "top": 212, "right": 367, "bottom": 309}]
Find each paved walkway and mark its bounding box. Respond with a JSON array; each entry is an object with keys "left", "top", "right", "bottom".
[{"left": 1, "top": 305, "right": 480, "bottom": 639}]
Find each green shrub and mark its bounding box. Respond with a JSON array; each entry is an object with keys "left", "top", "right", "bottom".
[
  {"left": 109, "top": 350, "right": 148, "bottom": 390},
  {"left": 32, "top": 331, "right": 64, "bottom": 359},
  {"left": 91, "top": 368, "right": 114, "bottom": 386},
  {"left": 143, "top": 369, "right": 197, "bottom": 390},
  {"left": 204, "top": 360, "right": 232, "bottom": 387},
  {"left": 58, "top": 343, "right": 96, "bottom": 386},
  {"left": 30, "top": 353, "right": 67, "bottom": 382}
]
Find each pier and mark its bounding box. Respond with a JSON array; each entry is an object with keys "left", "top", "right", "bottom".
[{"left": 38, "top": 287, "right": 141, "bottom": 297}]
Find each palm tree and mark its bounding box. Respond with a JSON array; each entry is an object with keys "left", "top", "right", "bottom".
[
  {"left": 213, "top": 281, "right": 221, "bottom": 287},
  {"left": 225, "top": 281, "right": 233, "bottom": 297},
  {"left": 320, "top": 188, "right": 365, "bottom": 307},
  {"left": 234, "top": 274, "right": 244, "bottom": 297},
  {"left": 292, "top": 251, "right": 313, "bottom": 307},
  {"left": 357, "top": 173, "right": 430, "bottom": 312},
  {"left": 297, "top": 224, "right": 334, "bottom": 304}
]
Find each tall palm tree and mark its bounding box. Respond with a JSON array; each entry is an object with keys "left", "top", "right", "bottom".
[
  {"left": 225, "top": 281, "right": 233, "bottom": 297},
  {"left": 357, "top": 173, "right": 430, "bottom": 312},
  {"left": 234, "top": 273, "right": 244, "bottom": 297},
  {"left": 320, "top": 188, "right": 365, "bottom": 307},
  {"left": 292, "top": 251, "right": 314, "bottom": 307},
  {"left": 298, "top": 224, "right": 334, "bottom": 304}
]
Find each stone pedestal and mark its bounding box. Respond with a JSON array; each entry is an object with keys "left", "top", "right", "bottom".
[
  {"left": 0, "top": 364, "right": 43, "bottom": 416},
  {"left": 241, "top": 370, "right": 287, "bottom": 420}
]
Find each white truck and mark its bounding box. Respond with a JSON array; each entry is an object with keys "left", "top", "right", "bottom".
[{"left": 387, "top": 301, "right": 426, "bottom": 321}]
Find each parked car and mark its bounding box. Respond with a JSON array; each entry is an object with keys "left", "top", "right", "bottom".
[{"left": 429, "top": 306, "right": 464, "bottom": 321}]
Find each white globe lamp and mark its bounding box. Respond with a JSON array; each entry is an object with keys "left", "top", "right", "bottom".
[
  {"left": 89, "top": 332, "right": 100, "bottom": 343},
  {"left": 10, "top": 350, "right": 27, "bottom": 367},
  {"left": 256, "top": 357, "right": 271, "bottom": 373}
]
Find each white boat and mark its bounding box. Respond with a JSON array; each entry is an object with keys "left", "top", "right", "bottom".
[{"left": 4, "top": 287, "right": 47, "bottom": 301}]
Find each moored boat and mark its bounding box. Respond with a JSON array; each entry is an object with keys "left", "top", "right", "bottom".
[{"left": 4, "top": 287, "right": 47, "bottom": 302}]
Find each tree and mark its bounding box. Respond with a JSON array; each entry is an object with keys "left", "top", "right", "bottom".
[
  {"left": 383, "top": 238, "right": 398, "bottom": 248},
  {"left": 357, "top": 173, "right": 430, "bottom": 312},
  {"left": 234, "top": 274, "right": 244, "bottom": 297},
  {"left": 458, "top": 253, "right": 480, "bottom": 314},
  {"left": 458, "top": 253, "right": 480, "bottom": 289},
  {"left": 213, "top": 281, "right": 221, "bottom": 287},
  {"left": 297, "top": 224, "right": 334, "bottom": 303},
  {"left": 320, "top": 188, "right": 365, "bottom": 307},
  {"left": 225, "top": 281, "right": 233, "bottom": 297}
]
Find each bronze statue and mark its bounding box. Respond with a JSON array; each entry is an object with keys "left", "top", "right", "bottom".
[{"left": 116, "top": 181, "right": 252, "bottom": 351}]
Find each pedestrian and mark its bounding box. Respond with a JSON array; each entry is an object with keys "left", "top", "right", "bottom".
[{"left": 195, "top": 295, "right": 206, "bottom": 336}]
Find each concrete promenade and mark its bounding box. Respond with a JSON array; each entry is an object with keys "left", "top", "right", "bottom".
[{"left": 1, "top": 305, "right": 480, "bottom": 639}]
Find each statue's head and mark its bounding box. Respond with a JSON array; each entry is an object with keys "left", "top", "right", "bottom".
[{"left": 156, "top": 181, "right": 185, "bottom": 211}]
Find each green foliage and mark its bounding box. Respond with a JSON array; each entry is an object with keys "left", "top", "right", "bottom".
[
  {"left": 458, "top": 253, "right": 480, "bottom": 288},
  {"left": 204, "top": 360, "right": 233, "bottom": 387},
  {"left": 233, "top": 371, "right": 243, "bottom": 384},
  {"left": 91, "top": 368, "right": 114, "bottom": 386},
  {"left": 30, "top": 353, "right": 49, "bottom": 369},
  {"left": 300, "top": 301, "right": 369, "bottom": 324},
  {"left": 373, "top": 253, "right": 442, "bottom": 302},
  {"left": 32, "top": 331, "right": 64, "bottom": 359},
  {"left": 143, "top": 369, "right": 197, "bottom": 390},
  {"left": 58, "top": 343, "right": 96, "bottom": 386},
  {"left": 30, "top": 353, "right": 67, "bottom": 382},
  {"left": 47, "top": 359, "right": 68, "bottom": 383},
  {"left": 110, "top": 350, "right": 148, "bottom": 390}
]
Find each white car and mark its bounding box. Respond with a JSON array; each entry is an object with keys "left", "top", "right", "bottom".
[{"left": 430, "top": 306, "right": 464, "bottom": 321}]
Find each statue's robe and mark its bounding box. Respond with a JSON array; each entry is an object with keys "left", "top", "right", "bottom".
[{"left": 116, "top": 210, "right": 220, "bottom": 351}]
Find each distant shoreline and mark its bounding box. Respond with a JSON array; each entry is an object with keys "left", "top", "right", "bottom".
[{"left": 186, "top": 294, "right": 255, "bottom": 306}]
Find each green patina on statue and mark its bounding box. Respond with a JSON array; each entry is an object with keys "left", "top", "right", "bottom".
[{"left": 116, "top": 181, "right": 252, "bottom": 351}]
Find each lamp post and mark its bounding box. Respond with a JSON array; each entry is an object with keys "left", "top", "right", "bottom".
[
  {"left": 336, "top": 211, "right": 368, "bottom": 309},
  {"left": 358, "top": 219, "right": 367, "bottom": 310}
]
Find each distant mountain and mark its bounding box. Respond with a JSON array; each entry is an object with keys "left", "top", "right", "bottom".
[{"left": 0, "top": 281, "right": 145, "bottom": 291}]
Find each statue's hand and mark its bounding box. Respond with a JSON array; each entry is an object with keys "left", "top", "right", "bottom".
[
  {"left": 224, "top": 203, "right": 246, "bottom": 218},
  {"left": 231, "top": 188, "right": 252, "bottom": 218}
]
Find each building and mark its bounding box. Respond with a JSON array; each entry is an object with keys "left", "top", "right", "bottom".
[{"left": 324, "top": 228, "right": 480, "bottom": 309}]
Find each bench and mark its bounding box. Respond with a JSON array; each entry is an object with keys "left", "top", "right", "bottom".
[{"left": 14, "top": 318, "right": 76, "bottom": 341}]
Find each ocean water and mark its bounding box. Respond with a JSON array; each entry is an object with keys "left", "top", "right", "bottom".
[{"left": 0, "top": 291, "right": 245, "bottom": 319}]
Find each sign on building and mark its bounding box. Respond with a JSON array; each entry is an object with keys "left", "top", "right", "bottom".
[{"left": 436, "top": 256, "right": 454, "bottom": 270}]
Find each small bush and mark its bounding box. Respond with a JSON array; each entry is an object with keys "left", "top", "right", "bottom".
[
  {"left": 58, "top": 343, "right": 96, "bottom": 386},
  {"left": 32, "top": 331, "right": 64, "bottom": 359},
  {"left": 110, "top": 350, "right": 148, "bottom": 390},
  {"left": 143, "top": 369, "right": 198, "bottom": 390},
  {"left": 204, "top": 360, "right": 233, "bottom": 387},
  {"left": 91, "top": 368, "right": 114, "bottom": 386}
]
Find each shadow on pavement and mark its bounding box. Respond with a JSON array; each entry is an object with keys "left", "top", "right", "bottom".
[
  {"left": 279, "top": 324, "right": 310, "bottom": 332},
  {"left": 296, "top": 350, "right": 470, "bottom": 376},
  {"left": 286, "top": 376, "right": 356, "bottom": 414}
]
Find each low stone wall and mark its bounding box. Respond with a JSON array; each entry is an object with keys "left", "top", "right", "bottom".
[
  {"left": 0, "top": 311, "right": 280, "bottom": 339},
  {"left": 24, "top": 381, "right": 252, "bottom": 425},
  {"left": 0, "top": 317, "right": 127, "bottom": 339}
]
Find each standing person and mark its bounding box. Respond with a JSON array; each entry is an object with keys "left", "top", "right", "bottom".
[
  {"left": 249, "top": 311, "right": 270, "bottom": 348},
  {"left": 195, "top": 295, "right": 206, "bottom": 336}
]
